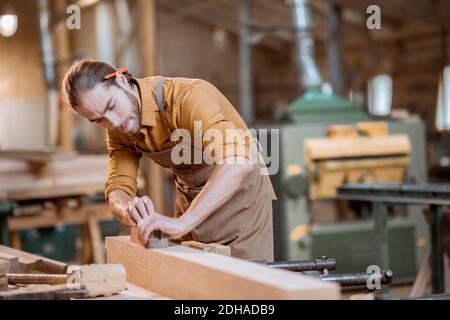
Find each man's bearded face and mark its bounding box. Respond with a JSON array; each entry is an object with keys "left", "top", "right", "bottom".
[{"left": 76, "top": 82, "right": 142, "bottom": 136}]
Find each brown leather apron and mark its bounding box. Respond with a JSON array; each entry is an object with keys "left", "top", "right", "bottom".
[{"left": 137, "top": 77, "right": 274, "bottom": 261}]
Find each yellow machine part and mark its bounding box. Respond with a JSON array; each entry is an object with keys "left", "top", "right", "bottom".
[{"left": 304, "top": 134, "right": 411, "bottom": 200}]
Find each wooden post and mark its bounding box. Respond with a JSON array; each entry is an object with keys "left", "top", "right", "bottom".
[
  {"left": 137, "top": 0, "right": 157, "bottom": 77},
  {"left": 52, "top": 0, "right": 74, "bottom": 150},
  {"left": 136, "top": 0, "right": 166, "bottom": 213}
]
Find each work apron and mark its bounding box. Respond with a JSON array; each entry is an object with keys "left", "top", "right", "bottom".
[{"left": 137, "top": 77, "right": 274, "bottom": 261}]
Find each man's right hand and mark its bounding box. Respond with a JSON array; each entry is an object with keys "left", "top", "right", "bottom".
[
  {"left": 107, "top": 190, "right": 156, "bottom": 227},
  {"left": 128, "top": 196, "right": 155, "bottom": 225},
  {"left": 106, "top": 189, "right": 137, "bottom": 226}
]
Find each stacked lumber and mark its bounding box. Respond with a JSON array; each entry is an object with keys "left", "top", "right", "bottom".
[
  {"left": 0, "top": 155, "right": 110, "bottom": 201},
  {"left": 0, "top": 148, "right": 76, "bottom": 163},
  {"left": 0, "top": 245, "right": 67, "bottom": 274},
  {"left": 0, "top": 153, "right": 146, "bottom": 201}
]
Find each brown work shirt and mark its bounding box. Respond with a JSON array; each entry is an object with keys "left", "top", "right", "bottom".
[{"left": 104, "top": 77, "right": 255, "bottom": 199}]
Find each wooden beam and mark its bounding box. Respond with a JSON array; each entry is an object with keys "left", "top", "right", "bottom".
[{"left": 106, "top": 236, "right": 340, "bottom": 300}]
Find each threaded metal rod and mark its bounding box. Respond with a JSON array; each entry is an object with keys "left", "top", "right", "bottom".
[
  {"left": 266, "top": 257, "right": 336, "bottom": 272},
  {"left": 321, "top": 270, "right": 393, "bottom": 287}
]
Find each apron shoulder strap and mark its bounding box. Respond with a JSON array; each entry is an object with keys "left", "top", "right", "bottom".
[
  {"left": 155, "top": 77, "right": 168, "bottom": 113},
  {"left": 155, "top": 77, "right": 176, "bottom": 143}
]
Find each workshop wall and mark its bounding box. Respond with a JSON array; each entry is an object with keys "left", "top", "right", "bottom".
[{"left": 0, "top": 0, "right": 47, "bottom": 149}]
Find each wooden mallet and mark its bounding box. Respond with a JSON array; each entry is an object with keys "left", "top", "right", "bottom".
[{"left": 6, "top": 264, "right": 126, "bottom": 298}]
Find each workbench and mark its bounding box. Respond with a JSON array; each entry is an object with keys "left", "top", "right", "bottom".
[
  {"left": 0, "top": 244, "right": 168, "bottom": 300},
  {"left": 337, "top": 183, "right": 450, "bottom": 294}
]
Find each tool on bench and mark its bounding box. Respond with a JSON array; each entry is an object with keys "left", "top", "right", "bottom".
[
  {"left": 4, "top": 264, "right": 126, "bottom": 298},
  {"left": 253, "top": 256, "right": 393, "bottom": 289},
  {"left": 129, "top": 197, "right": 169, "bottom": 249},
  {"left": 181, "top": 241, "right": 231, "bottom": 256},
  {"left": 130, "top": 226, "right": 169, "bottom": 249}
]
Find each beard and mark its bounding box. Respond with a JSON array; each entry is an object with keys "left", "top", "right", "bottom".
[{"left": 120, "top": 88, "right": 142, "bottom": 137}]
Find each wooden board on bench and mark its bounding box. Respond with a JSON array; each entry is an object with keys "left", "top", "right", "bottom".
[{"left": 106, "top": 236, "right": 340, "bottom": 300}]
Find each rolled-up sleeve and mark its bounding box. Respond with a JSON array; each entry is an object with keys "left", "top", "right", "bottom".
[
  {"left": 178, "top": 85, "right": 253, "bottom": 164},
  {"left": 104, "top": 130, "right": 142, "bottom": 200}
]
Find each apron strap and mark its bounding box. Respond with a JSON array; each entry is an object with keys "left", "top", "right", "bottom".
[
  {"left": 155, "top": 77, "right": 176, "bottom": 143},
  {"left": 155, "top": 77, "right": 167, "bottom": 113},
  {"left": 155, "top": 77, "right": 203, "bottom": 170}
]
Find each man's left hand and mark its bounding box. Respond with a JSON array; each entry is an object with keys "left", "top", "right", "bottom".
[{"left": 137, "top": 213, "right": 189, "bottom": 244}]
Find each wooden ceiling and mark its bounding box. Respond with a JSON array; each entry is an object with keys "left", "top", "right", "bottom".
[{"left": 156, "top": 0, "right": 447, "bottom": 50}]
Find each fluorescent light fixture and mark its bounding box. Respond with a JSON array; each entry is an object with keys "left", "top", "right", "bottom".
[
  {"left": 368, "top": 74, "right": 393, "bottom": 116},
  {"left": 436, "top": 66, "right": 450, "bottom": 131},
  {"left": 0, "top": 3, "right": 18, "bottom": 38}
]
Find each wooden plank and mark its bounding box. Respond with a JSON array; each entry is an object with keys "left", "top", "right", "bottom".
[
  {"left": 304, "top": 135, "right": 411, "bottom": 161},
  {"left": 0, "top": 253, "right": 19, "bottom": 273},
  {"left": 106, "top": 236, "right": 340, "bottom": 300},
  {"left": 0, "top": 244, "right": 37, "bottom": 272},
  {"left": 181, "top": 241, "right": 231, "bottom": 256},
  {"left": 356, "top": 122, "right": 389, "bottom": 137},
  {"left": 123, "top": 282, "right": 169, "bottom": 300}
]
